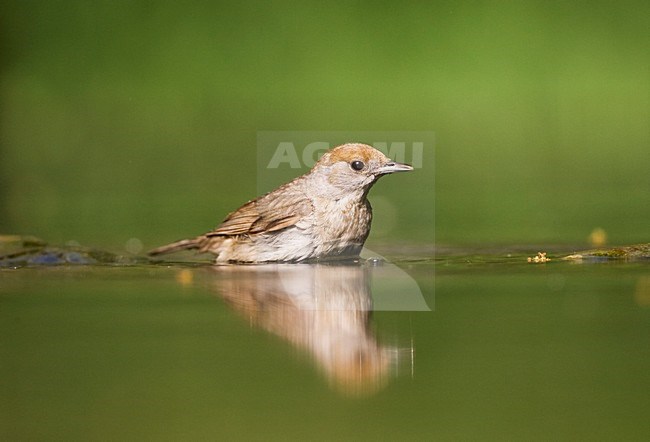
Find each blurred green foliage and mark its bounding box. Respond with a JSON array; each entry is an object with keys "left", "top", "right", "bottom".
[{"left": 1, "top": 1, "right": 648, "bottom": 251}]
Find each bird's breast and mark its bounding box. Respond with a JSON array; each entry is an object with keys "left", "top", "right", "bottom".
[{"left": 311, "top": 197, "right": 372, "bottom": 245}]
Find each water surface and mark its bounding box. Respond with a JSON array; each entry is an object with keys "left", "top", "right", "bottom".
[{"left": 1, "top": 249, "right": 648, "bottom": 440}]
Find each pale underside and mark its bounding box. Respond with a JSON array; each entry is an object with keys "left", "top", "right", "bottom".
[{"left": 196, "top": 179, "right": 373, "bottom": 263}]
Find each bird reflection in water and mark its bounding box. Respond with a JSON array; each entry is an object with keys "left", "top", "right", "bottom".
[{"left": 198, "top": 263, "right": 405, "bottom": 397}]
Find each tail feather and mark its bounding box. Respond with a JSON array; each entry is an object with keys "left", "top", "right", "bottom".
[{"left": 148, "top": 238, "right": 200, "bottom": 256}]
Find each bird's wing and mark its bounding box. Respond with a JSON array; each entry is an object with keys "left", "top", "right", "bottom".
[{"left": 205, "top": 188, "right": 313, "bottom": 237}]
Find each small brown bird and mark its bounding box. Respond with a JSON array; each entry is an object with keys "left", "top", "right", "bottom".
[{"left": 149, "top": 143, "right": 413, "bottom": 263}]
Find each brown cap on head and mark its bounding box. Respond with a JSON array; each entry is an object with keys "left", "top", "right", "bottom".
[
  {"left": 318, "top": 143, "right": 388, "bottom": 167},
  {"left": 318, "top": 143, "right": 414, "bottom": 176}
]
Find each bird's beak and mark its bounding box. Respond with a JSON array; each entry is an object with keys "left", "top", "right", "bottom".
[{"left": 376, "top": 161, "right": 414, "bottom": 175}]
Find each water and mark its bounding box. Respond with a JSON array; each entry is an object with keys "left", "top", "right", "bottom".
[{"left": 1, "top": 248, "right": 649, "bottom": 440}]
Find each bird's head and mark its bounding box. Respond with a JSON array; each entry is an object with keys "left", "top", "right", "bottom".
[{"left": 310, "top": 143, "right": 413, "bottom": 197}]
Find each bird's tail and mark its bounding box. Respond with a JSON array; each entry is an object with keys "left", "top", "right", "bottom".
[{"left": 148, "top": 238, "right": 200, "bottom": 256}]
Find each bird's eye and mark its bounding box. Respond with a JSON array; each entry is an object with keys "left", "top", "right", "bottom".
[{"left": 350, "top": 160, "right": 365, "bottom": 171}]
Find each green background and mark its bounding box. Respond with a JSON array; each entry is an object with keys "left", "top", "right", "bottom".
[{"left": 1, "top": 1, "right": 648, "bottom": 251}]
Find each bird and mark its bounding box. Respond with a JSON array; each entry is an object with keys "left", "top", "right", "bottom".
[{"left": 148, "top": 143, "right": 413, "bottom": 263}]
